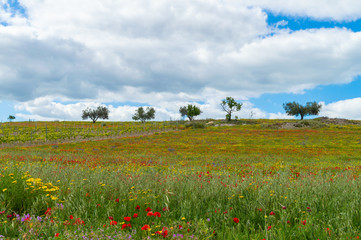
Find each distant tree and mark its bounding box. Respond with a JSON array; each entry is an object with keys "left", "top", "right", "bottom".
[
  {"left": 283, "top": 101, "right": 322, "bottom": 120},
  {"left": 82, "top": 106, "right": 109, "bottom": 123},
  {"left": 179, "top": 104, "right": 202, "bottom": 121},
  {"left": 220, "top": 97, "right": 242, "bottom": 121},
  {"left": 8, "top": 115, "right": 15, "bottom": 122},
  {"left": 132, "top": 107, "right": 156, "bottom": 124}
]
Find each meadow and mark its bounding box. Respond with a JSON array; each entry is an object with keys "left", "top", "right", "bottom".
[{"left": 1, "top": 119, "right": 361, "bottom": 239}]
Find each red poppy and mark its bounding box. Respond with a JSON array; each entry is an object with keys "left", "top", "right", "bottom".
[
  {"left": 147, "top": 212, "right": 153, "bottom": 216},
  {"left": 267, "top": 226, "right": 272, "bottom": 230},
  {"left": 55, "top": 233, "right": 59, "bottom": 237},
  {"left": 302, "top": 220, "right": 306, "bottom": 225},
  {"left": 141, "top": 224, "right": 150, "bottom": 230},
  {"left": 136, "top": 205, "right": 140, "bottom": 210},
  {"left": 162, "top": 207, "right": 169, "bottom": 211},
  {"left": 233, "top": 217, "right": 239, "bottom": 223},
  {"left": 270, "top": 211, "right": 275, "bottom": 215},
  {"left": 70, "top": 215, "right": 74, "bottom": 220},
  {"left": 124, "top": 217, "right": 131, "bottom": 222},
  {"left": 110, "top": 220, "right": 117, "bottom": 225},
  {"left": 145, "top": 207, "right": 152, "bottom": 212},
  {"left": 74, "top": 218, "right": 85, "bottom": 225},
  {"left": 45, "top": 208, "right": 52, "bottom": 216},
  {"left": 133, "top": 213, "right": 138, "bottom": 218},
  {"left": 127, "top": 223, "right": 132, "bottom": 227},
  {"left": 179, "top": 225, "right": 183, "bottom": 229},
  {"left": 115, "top": 198, "right": 119, "bottom": 202},
  {"left": 162, "top": 230, "right": 168, "bottom": 237},
  {"left": 121, "top": 223, "right": 127, "bottom": 229},
  {"left": 0, "top": 211, "right": 5, "bottom": 215},
  {"left": 154, "top": 212, "right": 161, "bottom": 217},
  {"left": 108, "top": 216, "right": 114, "bottom": 220}
]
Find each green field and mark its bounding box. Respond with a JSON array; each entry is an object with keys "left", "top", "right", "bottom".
[{"left": 1, "top": 119, "right": 361, "bottom": 239}]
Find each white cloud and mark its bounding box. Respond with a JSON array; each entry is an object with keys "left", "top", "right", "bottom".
[
  {"left": 245, "top": 0, "right": 361, "bottom": 21},
  {"left": 269, "top": 112, "right": 294, "bottom": 119},
  {"left": 1, "top": 1, "right": 361, "bottom": 120},
  {"left": 14, "top": 95, "right": 270, "bottom": 121},
  {"left": 320, "top": 98, "right": 361, "bottom": 120}
]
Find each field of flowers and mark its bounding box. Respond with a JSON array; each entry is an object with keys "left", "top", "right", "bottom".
[
  {"left": 1, "top": 120, "right": 361, "bottom": 239},
  {"left": 0, "top": 121, "right": 179, "bottom": 145}
]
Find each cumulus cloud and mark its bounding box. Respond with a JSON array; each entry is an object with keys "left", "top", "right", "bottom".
[
  {"left": 14, "top": 95, "right": 270, "bottom": 121},
  {"left": 320, "top": 98, "right": 361, "bottom": 120},
  {"left": 269, "top": 112, "right": 294, "bottom": 119},
  {"left": 245, "top": 0, "right": 361, "bottom": 21},
  {"left": 1, "top": 1, "right": 361, "bottom": 120}
]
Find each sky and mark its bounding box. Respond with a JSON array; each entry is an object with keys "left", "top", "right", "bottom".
[{"left": 0, "top": 0, "right": 361, "bottom": 122}]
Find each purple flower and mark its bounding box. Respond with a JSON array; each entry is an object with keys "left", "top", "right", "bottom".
[{"left": 21, "top": 214, "right": 32, "bottom": 222}]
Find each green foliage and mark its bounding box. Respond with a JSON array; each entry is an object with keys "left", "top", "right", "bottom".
[
  {"left": 7, "top": 115, "right": 15, "bottom": 122},
  {"left": 132, "top": 107, "right": 156, "bottom": 123},
  {"left": 179, "top": 104, "right": 202, "bottom": 121},
  {"left": 184, "top": 121, "right": 206, "bottom": 129},
  {"left": 220, "top": 97, "right": 242, "bottom": 121},
  {"left": 82, "top": 106, "right": 109, "bottom": 123},
  {"left": 283, "top": 101, "right": 322, "bottom": 120},
  {"left": 294, "top": 120, "right": 327, "bottom": 128},
  {"left": 0, "top": 168, "right": 57, "bottom": 216}
]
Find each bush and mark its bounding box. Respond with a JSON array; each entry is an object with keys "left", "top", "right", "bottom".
[
  {"left": 185, "top": 121, "right": 206, "bottom": 129},
  {"left": 294, "top": 120, "right": 327, "bottom": 128}
]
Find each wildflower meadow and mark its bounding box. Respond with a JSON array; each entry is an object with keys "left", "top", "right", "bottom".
[{"left": 1, "top": 119, "right": 361, "bottom": 239}]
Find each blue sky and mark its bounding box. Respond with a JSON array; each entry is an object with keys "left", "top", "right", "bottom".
[{"left": 0, "top": 0, "right": 360, "bottom": 121}]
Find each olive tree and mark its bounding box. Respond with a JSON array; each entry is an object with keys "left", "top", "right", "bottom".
[
  {"left": 220, "top": 97, "right": 242, "bottom": 121},
  {"left": 179, "top": 104, "right": 202, "bottom": 121},
  {"left": 132, "top": 107, "right": 155, "bottom": 123},
  {"left": 283, "top": 101, "right": 322, "bottom": 120},
  {"left": 7, "top": 115, "right": 15, "bottom": 122},
  {"left": 82, "top": 106, "right": 109, "bottom": 123}
]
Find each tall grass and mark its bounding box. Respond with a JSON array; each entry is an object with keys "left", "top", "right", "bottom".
[{"left": 1, "top": 123, "right": 361, "bottom": 239}]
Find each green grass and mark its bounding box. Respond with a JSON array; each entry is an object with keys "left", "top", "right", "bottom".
[{"left": 0, "top": 120, "right": 361, "bottom": 239}]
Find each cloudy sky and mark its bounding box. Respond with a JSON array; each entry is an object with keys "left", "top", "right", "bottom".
[{"left": 0, "top": 0, "right": 361, "bottom": 121}]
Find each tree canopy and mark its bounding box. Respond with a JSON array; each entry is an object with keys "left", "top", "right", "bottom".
[
  {"left": 132, "top": 107, "right": 156, "bottom": 123},
  {"left": 179, "top": 104, "right": 202, "bottom": 121},
  {"left": 220, "top": 97, "right": 242, "bottom": 121},
  {"left": 82, "top": 106, "right": 110, "bottom": 123},
  {"left": 283, "top": 101, "right": 322, "bottom": 120},
  {"left": 7, "top": 115, "right": 15, "bottom": 122}
]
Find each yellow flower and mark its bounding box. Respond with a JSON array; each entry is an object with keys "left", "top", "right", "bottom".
[
  {"left": 181, "top": 217, "right": 186, "bottom": 220},
  {"left": 2, "top": 188, "right": 7, "bottom": 192}
]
